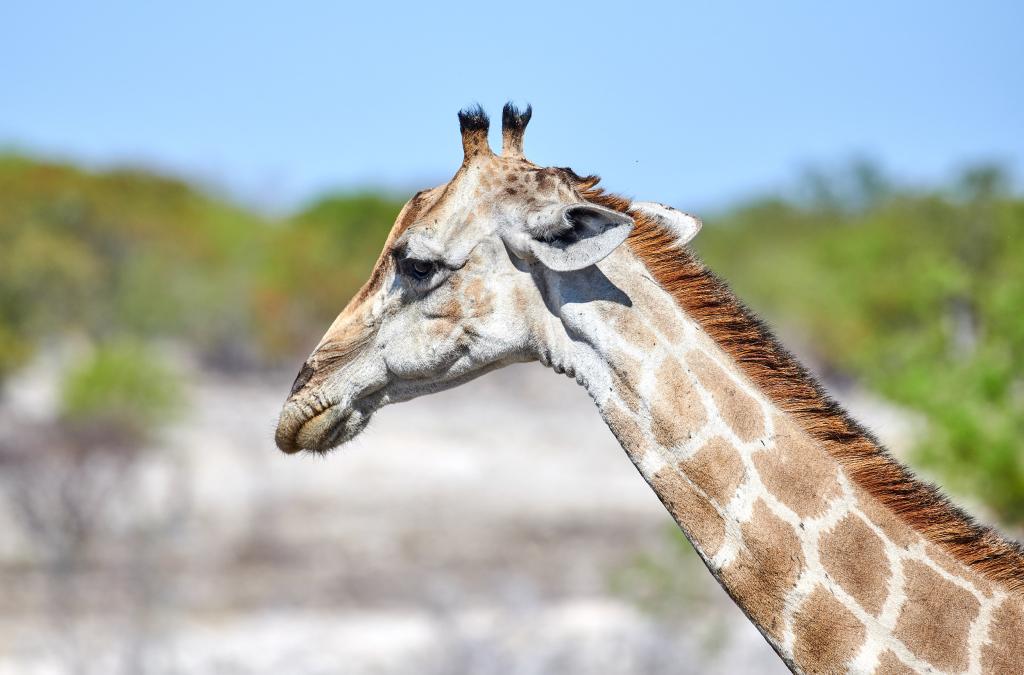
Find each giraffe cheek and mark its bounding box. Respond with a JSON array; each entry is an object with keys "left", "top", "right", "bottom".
[
  {"left": 385, "top": 326, "right": 464, "bottom": 379},
  {"left": 462, "top": 277, "right": 495, "bottom": 318},
  {"left": 427, "top": 317, "right": 458, "bottom": 343}
]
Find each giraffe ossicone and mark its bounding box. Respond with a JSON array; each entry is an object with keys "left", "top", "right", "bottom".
[{"left": 274, "top": 103, "right": 1024, "bottom": 674}]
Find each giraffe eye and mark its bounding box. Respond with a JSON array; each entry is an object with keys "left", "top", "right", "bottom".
[{"left": 402, "top": 258, "right": 436, "bottom": 281}]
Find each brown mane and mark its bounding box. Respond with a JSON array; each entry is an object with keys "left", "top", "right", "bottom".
[{"left": 577, "top": 178, "right": 1024, "bottom": 592}]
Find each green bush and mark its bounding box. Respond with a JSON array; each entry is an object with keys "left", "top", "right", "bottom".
[{"left": 60, "top": 341, "right": 183, "bottom": 438}]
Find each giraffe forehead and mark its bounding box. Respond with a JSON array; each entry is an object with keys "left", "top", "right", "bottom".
[
  {"left": 456, "top": 158, "right": 578, "bottom": 207},
  {"left": 401, "top": 223, "right": 486, "bottom": 267},
  {"left": 398, "top": 189, "right": 493, "bottom": 263},
  {"left": 396, "top": 161, "right": 578, "bottom": 262}
]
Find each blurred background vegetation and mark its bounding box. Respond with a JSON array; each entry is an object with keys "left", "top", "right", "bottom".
[
  {"left": 1, "top": 149, "right": 1021, "bottom": 674},
  {"left": 2, "top": 152, "right": 1020, "bottom": 525}
]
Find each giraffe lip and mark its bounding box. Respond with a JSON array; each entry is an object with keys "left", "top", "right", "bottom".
[
  {"left": 296, "top": 405, "right": 350, "bottom": 453},
  {"left": 275, "top": 395, "right": 378, "bottom": 455},
  {"left": 276, "top": 377, "right": 390, "bottom": 455}
]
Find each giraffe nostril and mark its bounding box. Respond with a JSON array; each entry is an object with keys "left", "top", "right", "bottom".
[{"left": 289, "top": 361, "right": 315, "bottom": 397}]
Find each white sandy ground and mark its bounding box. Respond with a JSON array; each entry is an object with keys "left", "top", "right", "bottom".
[{"left": 0, "top": 353, "right": 925, "bottom": 674}]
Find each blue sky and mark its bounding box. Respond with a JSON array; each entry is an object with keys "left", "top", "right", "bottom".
[{"left": 1, "top": 2, "right": 1021, "bottom": 212}]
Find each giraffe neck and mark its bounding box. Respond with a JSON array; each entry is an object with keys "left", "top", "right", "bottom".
[{"left": 534, "top": 249, "right": 1022, "bottom": 674}]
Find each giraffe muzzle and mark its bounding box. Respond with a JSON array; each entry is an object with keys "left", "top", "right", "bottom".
[{"left": 275, "top": 399, "right": 375, "bottom": 454}]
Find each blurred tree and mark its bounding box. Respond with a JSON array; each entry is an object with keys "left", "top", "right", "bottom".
[
  {"left": 61, "top": 340, "right": 183, "bottom": 438},
  {"left": 0, "top": 340, "right": 188, "bottom": 673},
  {"left": 0, "top": 154, "right": 276, "bottom": 373}
]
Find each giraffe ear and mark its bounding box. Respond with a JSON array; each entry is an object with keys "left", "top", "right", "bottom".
[
  {"left": 629, "top": 201, "right": 702, "bottom": 245},
  {"left": 515, "top": 203, "right": 634, "bottom": 272}
]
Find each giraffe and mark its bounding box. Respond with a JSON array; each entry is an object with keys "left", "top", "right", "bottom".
[{"left": 274, "top": 104, "right": 1024, "bottom": 674}]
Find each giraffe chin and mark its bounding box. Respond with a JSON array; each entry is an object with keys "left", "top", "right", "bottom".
[{"left": 277, "top": 403, "right": 373, "bottom": 455}]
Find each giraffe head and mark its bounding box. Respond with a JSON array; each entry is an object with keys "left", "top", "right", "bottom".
[{"left": 274, "top": 103, "right": 700, "bottom": 454}]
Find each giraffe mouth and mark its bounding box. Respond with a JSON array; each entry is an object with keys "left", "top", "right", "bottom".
[{"left": 275, "top": 396, "right": 377, "bottom": 455}]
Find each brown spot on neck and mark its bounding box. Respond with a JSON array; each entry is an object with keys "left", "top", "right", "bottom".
[
  {"left": 980, "top": 597, "right": 1024, "bottom": 673},
  {"left": 721, "top": 499, "right": 805, "bottom": 641},
  {"left": 651, "top": 466, "right": 727, "bottom": 557},
  {"left": 607, "top": 350, "right": 646, "bottom": 414},
  {"left": 688, "top": 350, "right": 765, "bottom": 442},
  {"left": 650, "top": 357, "right": 706, "bottom": 448},
  {"left": 602, "top": 399, "right": 650, "bottom": 464},
  {"left": 792, "top": 586, "right": 866, "bottom": 673},
  {"left": 874, "top": 651, "right": 916, "bottom": 675},
  {"left": 855, "top": 489, "right": 918, "bottom": 549},
  {"left": 754, "top": 414, "right": 842, "bottom": 519},
  {"left": 894, "top": 560, "right": 979, "bottom": 671},
  {"left": 819, "top": 513, "right": 890, "bottom": 616},
  {"left": 923, "top": 543, "right": 993, "bottom": 597},
  {"left": 679, "top": 435, "right": 744, "bottom": 506}
]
